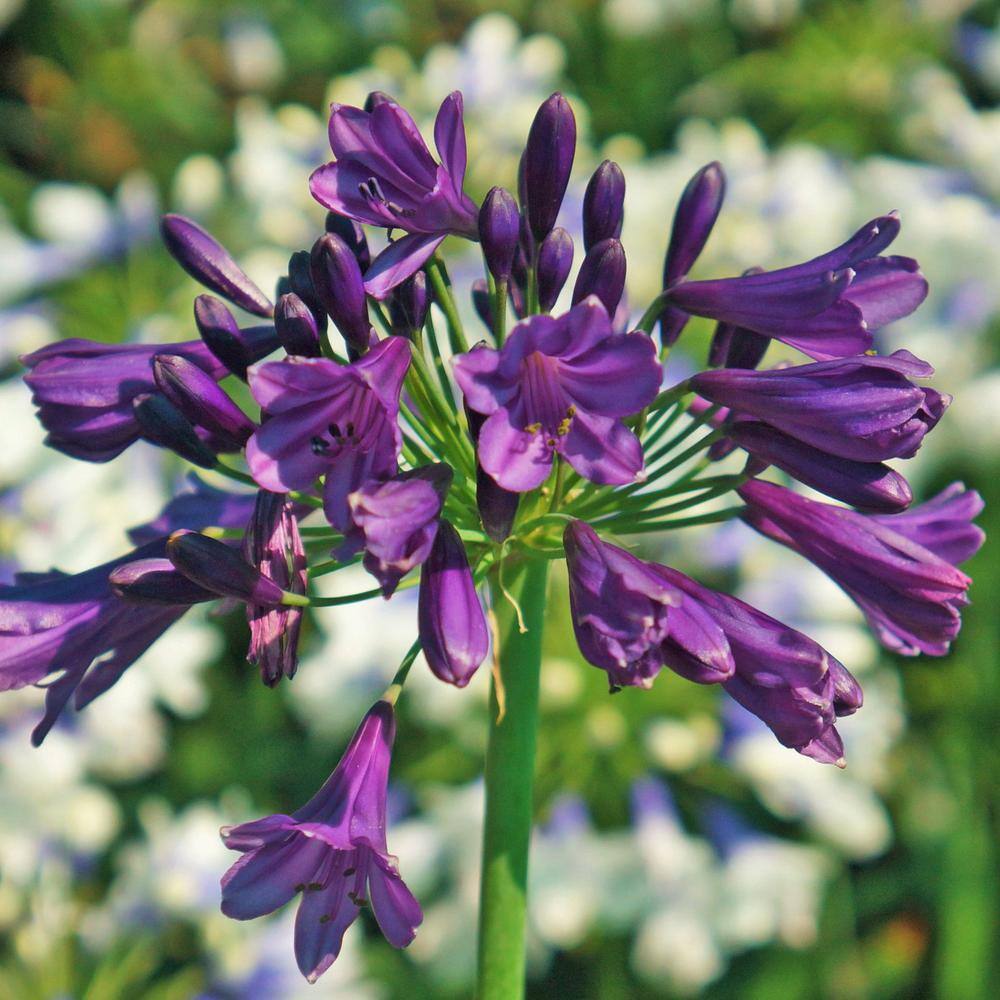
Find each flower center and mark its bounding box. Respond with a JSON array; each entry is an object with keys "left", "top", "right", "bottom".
[{"left": 520, "top": 351, "right": 575, "bottom": 448}]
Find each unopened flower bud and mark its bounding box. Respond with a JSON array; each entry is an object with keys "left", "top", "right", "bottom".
[
  {"left": 160, "top": 214, "right": 273, "bottom": 317},
  {"left": 418, "top": 521, "right": 489, "bottom": 687},
  {"left": 388, "top": 272, "right": 429, "bottom": 339},
  {"left": 582, "top": 160, "right": 625, "bottom": 252},
  {"left": 310, "top": 233, "right": 372, "bottom": 353},
  {"left": 153, "top": 354, "right": 256, "bottom": 450},
  {"left": 536, "top": 227, "right": 574, "bottom": 313},
  {"left": 286, "top": 250, "right": 329, "bottom": 334},
  {"left": 364, "top": 90, "right": 395, "bottom": 113},
  {"left": 132, "top": 393, "right": 218, "bottom": 468},
  {"left": 167, "top": 530, "right": 286, "bottom": 605},
  {"left": 193, "top": 295, "right": 279, "bottom": 380},
  {"left": 109, "top": 558, "right": 217, "bottom": 605},
  {"left": 572, "top": 237, "right": 626, "bottom": 316},
  {"left": 523, "top": 93, "right": 577, "bottom": 243},
  {"left": 479, "top": 186, "right": 520, "bottom": 283},
  {"left": 325, "top": 212, "right": 372, "bottom": 272},
  {"left": 274, "top": 292, "right": 322, "bottom": 357}
]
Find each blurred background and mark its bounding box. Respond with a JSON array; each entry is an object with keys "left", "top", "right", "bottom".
[{"left": 1, "top": 1, "right": 998, "bottom": 997}]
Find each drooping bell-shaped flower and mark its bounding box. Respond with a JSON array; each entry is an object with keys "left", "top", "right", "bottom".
[
  {"left": 582, "top": 159, "right": 625, "bottom": 252},
  {"left": 245, "top": 337, "right": 410, "bottom": 532},
  {"left": 21, "top": 336, "right": 236, "bottom": 463},
  {"left": 345, "top": 464, "right": 452, "bottom": 597},
  {"left": 309, "top": 92, "right": 478, "bottom": 298},
  {"left": 160, "top": 214, "right": 274, "bottom": 317},
  {"left": 242, "top": 491, "right": 309, "bottom": 686},
  {"left": 653, "top": 563, "right": 863, "bottom": 765},
  {"left": 220, "top": 701, "right": 422, "bottom": 982},
  {"left": 739, "top": 478, "right": 981, "bottom": 656},
  {"left": 0, "top": 540, "right": 201, "bottom": 745},
  {"left": 665, "top": 213, "right": 928, "bottom": 360},
  {"left": 418, "top": 521, "right": 490, "bottom": 687},
  {"left": 563, "top": 521, "right": 734, "bottom": 689},
  {"left": 453, "top": 298, "right": 661, "bottom": 491},
  {"left": 692, "top": 350, "right": 949, "bottom": 463}
]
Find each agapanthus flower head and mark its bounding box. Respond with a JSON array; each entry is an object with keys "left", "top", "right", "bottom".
[
  {"left": 0, "top": 541, "right": 198, "bottom": 745},
  {"left": 243, "top": 491, "right": 308, "bottom": 686},
  {"left": 563, "top": 521, "right": 734, "bottom": 690},
  {"left": 345, "top": 464, "right": 453, "bottom": 597},
  {"left": 418, "top": 520, "right": 490, "bottom": 688},
  {"left": 665, "top": 212, "right": 928, "bottom": 360},
  {"left": 245, "top": 336, "right": 410, "bottom": 531},
  {"left": 309, "top": 92, "right": 477, "bottom": 297},
  {"left": 453, "top": 298, "right": 661, "bottom": 491},
  {"left": 739, "top": 478, "right": 981, "bottom": 656},
  {"left": 220, "top": 700, "right": 421, "bottom": 982}
]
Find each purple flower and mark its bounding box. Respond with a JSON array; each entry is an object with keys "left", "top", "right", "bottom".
[
  {"left": 726, "top": 420, "right": 913, "bottom": 512},
  {"left": 479, "top": 186, "right": 521, "bottom": 283},
  {"left": 465, "top": 405, "right": 520, "bottom": 543},
  {"left": 653, "top": 562, "right": 863, "bottom": 765},
  {"left": 522, "top": 93, "right": 577, "bottom": 243},
  {"left": 220, "top": 701, "right": 421, "bottom": 982},
  {"left": 160, "top": 214, "right": 274, "bottom": 318},
  {"left": 418, "top": 521, "right": 489, "bottom": 687},
  {"left": 387, "top": 271, "right": 430, "bottom": 339},
  {"left": 243, "top": 491, "right": 308, "bottom": 686},
  {"left": 536, "top": 227, "right": 574, "bottom": 313},
  {"left": 245, "top": 337, "right": 410, "bottom": 532},
  {"left": 739, "top": 478, "right": 981, "bottom": 656},
  {"left": 309, "top": 92, "right": 478, "bottom": 298},
  {"left": 665, "top": 214, "right": 928, "bottom": 359},
  {"left": 344, "top": 464, "right": 452, "bottom": 597},
  {"left": 572, "top": 237, "right": 626, "bottom": 318},
  {"left": 21, "top": 337, "right": 227, "bottom": 462},
  {"left": 310, "top": 233, "right": 374, "bottom": 354},
  {"left": 274, "top": 292, "right": 323, "bottom": 358},
  {"left": 167, "top": 530, "right": 288, "bottom": 605},
  {"left": 0, "top": 541, "right": 197, "bottom": 745},
  {"left": 563, "top": 521, "right": 734, "bottom": 690},
  {"left": 692, "top": 350, "right": 949, "bottom": 463},
  {"left": 659, "top": 162, "right": 726, "bottom": 346},
  {"left": 582, "top": 159, "right": 625, "bottom": 252},
  {"left": 193, "top": 295, "right": 281, "bottom": 381},
  {"left": 453, "top": 298, "right": 662, "bottom": 491}
]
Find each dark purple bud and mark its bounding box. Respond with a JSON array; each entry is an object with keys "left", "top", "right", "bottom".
[
  {"left": 167, "top": 529, "right": 285, "bottom": 605},
  {"left": 582, "top": 160, "right": 625, "bottom": 252},
  {"left": 523, "top": 93, "right": 577, "bottom": 243},
  {"left": 243, "top": 491, "right": 307, "bottom": 685},
  {"left": 109, "top": 557, "right": 218, "bottom": 605},
  {"left": 287, "top": 250, "right": 329, "bottom": 334},
  {"left": 274, "top": 293, "right": 322, "bottom": 357},
  {"left": 132, "top": 393, "right": 217, "bottom": 468},
  {"left": 471, "top": 278, "right": 494, "bottom": 332},
  {"left": 479, "top": 186, "right": 520, "bottom": 283},
  {"left": 388, "top": 271, "right": 429, "bottom": 339},
  {"left": 537, "top": 227, "right": 574, "bottom": 313},
  {"left": 465, "top": 404, "right": 519, "bottom": 542},
  {"left": 572, "top": 237, "right": 626, "bottom": 316},
  {"left": 364, "top": 90, "right": 395, "bottom": 113},
  {"left": 708, "top": 322, "right": 770, "bottom": 370},
  {"left": 659, "top": 162, "right": 726, "bottom": 346},
  {"left": 193, "top": 295, "right": 279, "bottom": 380},
  {"left": 325, "top": 212, "right": 372, "bottom": 272},
  {"left": 418, "top": 520, "right": 490, "bottom": 687},
  {"left": 160, "top": 214, "right": 273, "bottom": 317},
  {"left": 153, "top": 354, "right": 256, "bottom": 450},
  {"left": 729, "top": 421, "right": 912, "bottom": 513},
  {"left": 310, "top": 233, "right": 372, "bottom": 353}
]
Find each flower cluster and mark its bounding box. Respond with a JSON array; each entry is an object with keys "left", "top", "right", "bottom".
[{"left": 2, "top": 88, "right": 982, "bottom": 980}]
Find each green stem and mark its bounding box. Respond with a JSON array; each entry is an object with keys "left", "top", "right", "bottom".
[
  {"left": 635, "top": 290, "right": 668, "bottom": 333},
  {"left": 477, "top": 557, "right": 549, "bottom": 1000},
  {"left": 427, "top": 256, "right": 469, "bottom": 354}
]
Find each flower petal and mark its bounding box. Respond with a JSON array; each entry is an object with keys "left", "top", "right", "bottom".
[
  {"left": 363, "top": 234, "right": 445, "bottom": 300},
  {"left": 477, "top": 410, "right": 553, "bottom": 492},
  {"left": 562, "top": 410, "right": 644, "bottom": 485}
]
